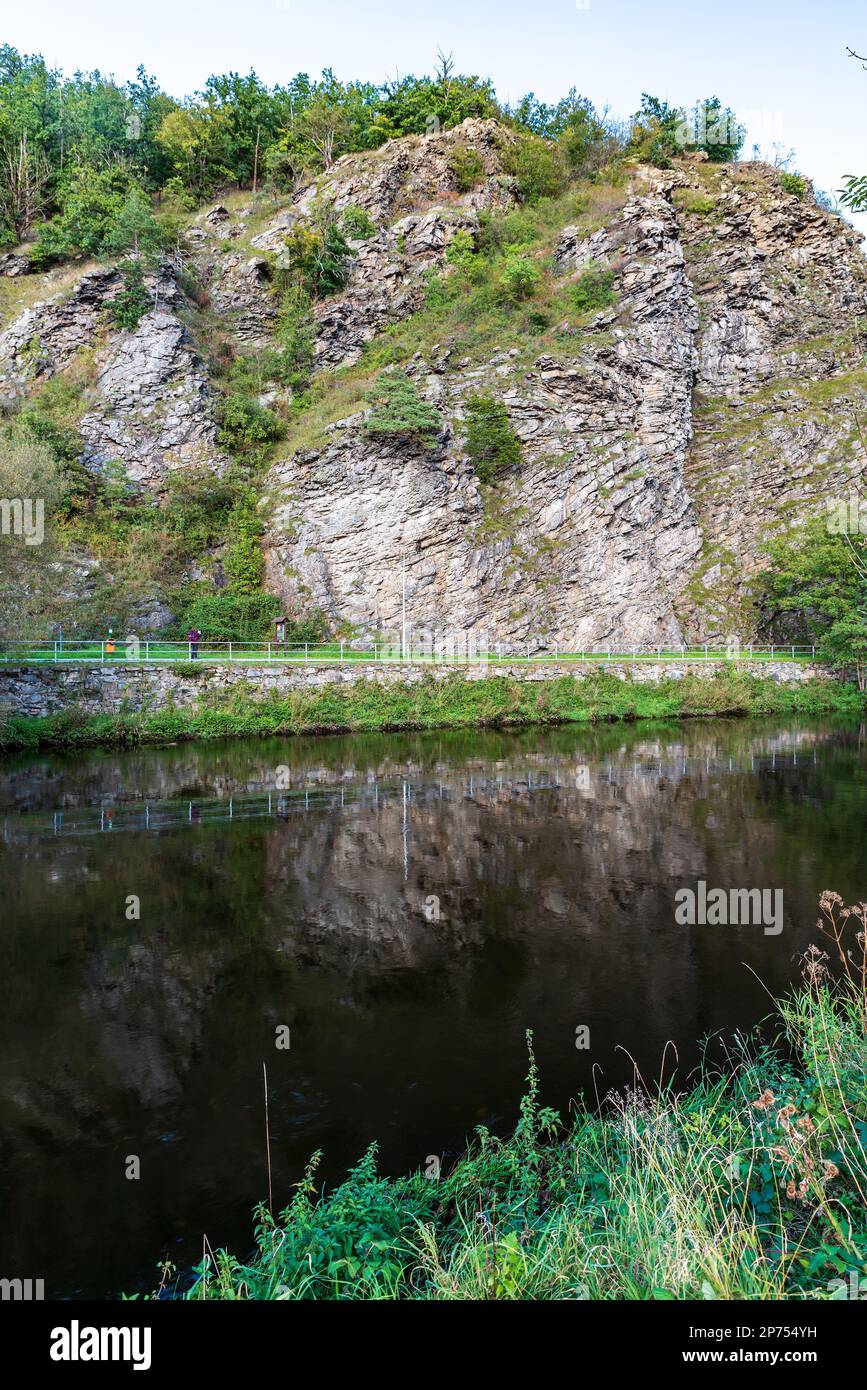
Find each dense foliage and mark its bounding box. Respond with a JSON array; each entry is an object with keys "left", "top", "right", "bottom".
[
  {"left": 363, "top": 373, "right": 442, "bottom": 448},
  {"left": 131, "top": 893, "right": 866, "bottom": 1300},
  {"left": 0, "top": 41, "right": 746, "bottom": 260},
  {"left": 462, "top": 392, "right": 523, "bottom": 483},
  {"left": 761, "top": 514, "right": 867, "bottom": 689}
]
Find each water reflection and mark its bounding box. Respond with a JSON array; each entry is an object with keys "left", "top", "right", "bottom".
[{"left": 0, "top": 718, "right": 864, "bottom": 1297}]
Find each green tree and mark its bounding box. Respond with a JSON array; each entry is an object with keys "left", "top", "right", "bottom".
[
  {"left": 31, "top": 162, "right": 132, "bottom": 263},
  {"left": 0, "top": 429, "right": 66, "bottom": 637},
  {"left": 278, "top": 218, "right": 352, "bottom": 298},
  {"left": 103, "top": 184, "right": 165, "bottom": 261},
  {"left": 762, "top": 513, "right": 867, "bottom": 689}
]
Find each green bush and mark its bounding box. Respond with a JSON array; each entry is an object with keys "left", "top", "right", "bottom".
[
  {"left": 110, "top": 260, "right": 152, "bottom": 331},
  {"left": 216, "top": 394, "right": 285, "bottom": 460},
  {"left": 363, "top": 373, "right": 441, "bottom": 449},
  {"left": 180, "top": 590, "right": 284, "bottom": 642},
  {"left": 499, "top": 249, "right": 541, "bottom": 301},
  {"left": 342, "top": 204, "right": 376, "bottom": 240},
  {"left": 503, "top": 133, "right": 568, "bottom": 204},
  {"left": 780, "top": 172, "right": 807, "bottom": 200},
  {"left": 449, "top": 143, "right": 485, "bottom": 192},
  {"left": 225, "top": 493, "right": 266, "bottom": 593},
  {"left": 279, "top": 221, "right": 353, "bottom": 299},
  {"left": 462, "top": 392, "right": 523, "bottom": 483},
  {"left": 571, "top": 265, "right": 616, "bottom": 314}
]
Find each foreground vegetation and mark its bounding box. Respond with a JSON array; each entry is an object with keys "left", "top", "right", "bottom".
[
  {"left": 0, "top": 669, "right": 863, "bottom": 753},
  {"left": 147, "top": 894, "right": 867, "bottom": 1300}
]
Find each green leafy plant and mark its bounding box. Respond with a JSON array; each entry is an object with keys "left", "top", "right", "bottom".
[
  {"left": 449, "top": 142, "right": 485, "bottom": 192},
  {"left": 462, "top": 392, "right": 523, "bottom": 483},
  {"left": 363, "top": 373, "right": 441, "bottom": 449},
  {"left": 110, "top": 259, "right": 152, "bottom": 331},
  {"left": 341, "top": 204, "right": 376, "bottom": 240},
  {"left": 498, "top": 248, "right": 541, "bottom": 301},
  {"left": 279, "top": 220, "right": 353, "bottom": 299},
  {"left": 779, "top": 172, "right": 807, "bottom": 200},
  {"left": 216, "top": 394, "right": 285, "bottom": 463},
  {"left": 571, "top": 264, "right": 616, "bottom": 314}
]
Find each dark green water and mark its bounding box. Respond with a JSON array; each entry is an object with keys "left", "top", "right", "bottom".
[{"left": 1, "top": 718, "right": 865, "bottom": 1298}]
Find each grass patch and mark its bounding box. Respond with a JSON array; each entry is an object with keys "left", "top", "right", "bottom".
[{"left": 1, "top": 670, "right": 862, "bottom": 752}]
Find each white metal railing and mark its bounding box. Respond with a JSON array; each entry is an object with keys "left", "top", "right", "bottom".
[{"left": 0, "top": 639, "right": 820, "bottom": 666}]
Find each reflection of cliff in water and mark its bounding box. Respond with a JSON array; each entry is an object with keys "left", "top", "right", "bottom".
[{"left": 0, "top": 718, "right": 864, "bottom": 1295}]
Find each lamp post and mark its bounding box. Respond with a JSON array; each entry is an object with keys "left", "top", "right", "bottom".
[{"left": 401, "top": 551, "right": 407, "bottom": 662}]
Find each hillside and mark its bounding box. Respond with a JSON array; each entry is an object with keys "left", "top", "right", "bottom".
[{"left": 2, "top": 116, "right": 865, "bottom": 649}]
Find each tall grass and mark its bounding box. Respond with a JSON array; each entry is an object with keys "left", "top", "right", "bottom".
[
  {"left": 2, "top": 669, "right": 863, "bottom": 752},
  {"left": 144, "top": 897, "right": 867, "bottom": 1301}
]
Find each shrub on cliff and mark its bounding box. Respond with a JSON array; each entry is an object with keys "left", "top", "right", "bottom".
[
  {"left": 571, "top": 264, "right": 616, "bottom": 314},
  {"left": 363, "top": 373, "right": 441, "bottom": 449},
  {"left": 761, "top": 514, "right": 867, "bottom": 690},
  {"left": 278, "top": 220, "right": 352, "bottom": 299},
  {"left": 462, "top": 392, "right": 522, "bottom": 483}
]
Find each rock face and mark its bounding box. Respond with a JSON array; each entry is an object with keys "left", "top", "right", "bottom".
[
  {"left": 263, "top": 160, "right": 867, "bottom": 647},
  {"left": 265, "top": 184, "right": 706, "bottom": 647},
  {"left": 196, "top": 119, "right": 518, "bottom": 360},
  {"left": 0, "top": 266, "right": 121, "bottom": 397},
  {"left": 2, "top": 128, "right": 866, "bottom": 646},
  {"left": 79, "top": 310, "right": 226, "bottom": 488},
  {"left": 0, "top": 261, "right": 225, "bottom": 489}
]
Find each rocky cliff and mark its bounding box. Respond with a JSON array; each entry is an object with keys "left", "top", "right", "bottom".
[{"left": 2, "top": 119, "right": 865, "bottom": 648}]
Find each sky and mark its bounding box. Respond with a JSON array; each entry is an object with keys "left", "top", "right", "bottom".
[{"left": 4, "top": 0, "right": 867, "bottom": 232}]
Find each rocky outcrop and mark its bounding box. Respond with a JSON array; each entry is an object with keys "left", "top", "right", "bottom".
[
  {"left": 79, "top": 309, "right": 226, "bottom": 488},
  {"left": 253, "top": 118, "right": 516, "bottom": 250},
  {"left": 2, "top": 129, "right": 866, "bottom": 648},
  {"left": 219, "top": 118, "right": 521, "bottom": 362},
  {"left": 264, "top": 186, "right": 705, "bottom": 648},
  {"left": 312, "top": 207, "right": 478, "bottom": 366},
  {"left": 263, "top": 160, "right": 867, "bottom": 648}
]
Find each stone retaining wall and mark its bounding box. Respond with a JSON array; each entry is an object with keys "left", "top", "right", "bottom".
[{"left": 0, "top": 660, "right": 830, "bottom": 720}]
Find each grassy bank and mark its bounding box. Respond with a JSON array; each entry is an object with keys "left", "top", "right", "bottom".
[
  {"left": 146, "top": 896, "right": 867, "bottom": 1301},
  {"left": 2, "top": 670, "right": 864, "bottom": 752}
]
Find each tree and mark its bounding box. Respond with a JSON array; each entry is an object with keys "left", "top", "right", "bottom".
[
  {"left": 628, "top": 94, "right": 743, "bottom": 168},
  {"left": 761, "top": 514, "right": 867, "bottom": 689},
  {"left": 278, "top": 217, "right": 352, "bottom": 298},
  {"left": 103, "top": 184, "right": 165, "bottom": 261},
  {"left": 463, "top": 393, "right": 522, "bottom": 483},
  {"left": 0, "top": 130, "right": 50, "bottom": 241},
  {"left": 31, "top": 162, "right": 132, "bottom": 264},
  {"left": 300, "top": 97, "right": 350, "bottom": 169}
]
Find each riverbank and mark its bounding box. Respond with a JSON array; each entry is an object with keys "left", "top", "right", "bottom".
[
  {"left": 151, "top": 948, "right": 867, "bottom": 1300},
  {"left": 1, "top": 668, "right": 863, "bottom": 751}
]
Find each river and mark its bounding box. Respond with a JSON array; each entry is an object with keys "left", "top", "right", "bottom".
[{"left": 1, "top": 717, "right": 864, "bottom": 1296}]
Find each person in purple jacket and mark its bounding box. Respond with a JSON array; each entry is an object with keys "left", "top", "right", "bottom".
[{"left": 187, "top": 626, "right": 202, "bottom": 660}]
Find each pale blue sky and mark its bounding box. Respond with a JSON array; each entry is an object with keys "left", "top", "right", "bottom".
[{"left": 5, "top": 0, "right": 867, "bottom": 232}]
